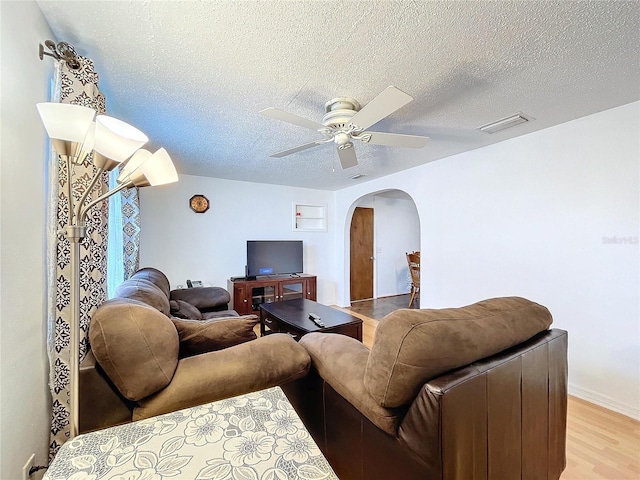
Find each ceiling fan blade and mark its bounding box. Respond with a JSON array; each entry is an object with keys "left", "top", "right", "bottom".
[
  {"left": 269, "top": 141, "right": 323, "bottom": 158},
  {"left": 363, "top": 131, "right": 429, "bottom": 148},
  {"left": 349, "top": 86, "right": 413, "bottom": 131},
  {"left": 337, "top": 143, "right": 358, "bottom": 169},
  {"left": 260, "top": 107, "right": 325, "bottom": 131}
]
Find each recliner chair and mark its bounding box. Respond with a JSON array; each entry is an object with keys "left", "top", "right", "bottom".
[
  {"left": 80, "top": 267, "right": 310, "bottom": 432},
  {"left": 284, "top": 297, "right": 568, "bottom": 480}
]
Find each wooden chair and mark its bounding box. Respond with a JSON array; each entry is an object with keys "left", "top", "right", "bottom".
[{"left": 406, "top": 251, "right": 420, "bottom": 307}]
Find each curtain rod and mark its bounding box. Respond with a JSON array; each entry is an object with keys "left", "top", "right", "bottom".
[{"left": 39, "top": 40, "right": 80, "bottom": 70}]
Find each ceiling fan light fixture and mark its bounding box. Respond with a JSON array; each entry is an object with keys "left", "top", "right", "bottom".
[
  {"left": 477, "top": 112, "right": 533, "bottom": 134},
  {"left": 334, "top": 133, "right": 351, "bottom": 146}
]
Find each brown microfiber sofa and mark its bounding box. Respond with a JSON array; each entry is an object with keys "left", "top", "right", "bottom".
[
  {"left": 79, "top": 267, "right": 310, "bottom": 433},
  {"left": 284, "top": 297, "right": 568, "bottom": 480}
]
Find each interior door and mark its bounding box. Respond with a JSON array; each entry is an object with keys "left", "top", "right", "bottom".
[{"left": 350, "top": 207, "right": 374, "bottom": 301}]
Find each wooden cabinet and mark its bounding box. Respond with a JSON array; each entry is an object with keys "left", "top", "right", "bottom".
[{"left": 229, "top": 274, "right": 317, "bottom": 315}]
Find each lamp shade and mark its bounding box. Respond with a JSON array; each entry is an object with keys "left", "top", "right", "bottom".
[
  {"left": 36, "top": 102, "right": 95, "bottom": 142},
  {"left": 140, "top": 148, "right": 178, "bottom": 186},
  {"left": 93, "top": 115, "right": 148, "bottom": 164},
  {"left": 117, "top": 148, "right": 152, "bottom": 185}
]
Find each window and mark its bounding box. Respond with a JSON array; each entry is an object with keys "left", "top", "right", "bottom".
[{"left": 107, "top": 170, "right": 124, "bottom": 298}]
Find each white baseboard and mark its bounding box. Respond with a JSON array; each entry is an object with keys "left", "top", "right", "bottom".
[{"left": 569, "top": 383, "right": 640, "bottom": 420}]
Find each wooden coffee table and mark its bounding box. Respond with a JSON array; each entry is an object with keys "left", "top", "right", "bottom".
[{"left": 260, "top": 298, "right": 362, "bottom": 342}]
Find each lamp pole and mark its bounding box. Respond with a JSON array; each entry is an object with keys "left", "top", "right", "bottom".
[
  {"left": 65, "top": 161, "right": 98, "bottom": 438},
  {"left": 65, "top": 178, "right": 130, "bottom": 438},
  {"left": 67, "top": 227, "right": 83, "bottom": 438}
]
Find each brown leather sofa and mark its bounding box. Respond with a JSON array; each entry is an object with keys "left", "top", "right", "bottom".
[
  {"left": 80, "top": 267, "right": 310, "bottom": 433},
  {"left": 283, "top": 297, "right": 568, "bottom": 480}
]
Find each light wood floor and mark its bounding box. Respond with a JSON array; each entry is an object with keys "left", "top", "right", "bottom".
[
  {"left": 564, "top": 396, "right": 640, "bottom": 479},
  {"left": 337, "top": 295, "right": 640, "bottom": 480}
]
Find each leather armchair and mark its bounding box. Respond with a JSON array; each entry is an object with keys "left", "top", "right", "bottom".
[{"left": 284, "top": 297, "right": 568, "bottom": 480}]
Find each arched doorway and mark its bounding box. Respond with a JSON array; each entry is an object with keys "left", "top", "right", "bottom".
[{"left": 348, "top": 189, "right": 420, "bottom": 305}]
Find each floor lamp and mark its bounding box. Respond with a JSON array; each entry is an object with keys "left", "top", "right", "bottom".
[{"left": 37, "top": 102, "right": 178, "bottom": 439}]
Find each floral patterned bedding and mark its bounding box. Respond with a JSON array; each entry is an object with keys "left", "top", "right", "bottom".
[{"left": 44, "top": 387, "right": 338, "bottom": 480}]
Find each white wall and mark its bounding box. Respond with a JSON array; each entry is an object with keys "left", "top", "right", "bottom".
[
  {"left": 0, "top": 1, "right": 55, "bottom": 477},
  {"left": 334, "top": 101, "right": 640, "bottom": 419},
  {"left": 139, "top": 175, "right": 336, "bottom": 302}
]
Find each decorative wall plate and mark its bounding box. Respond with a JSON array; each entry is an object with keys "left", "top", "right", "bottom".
[{"left": 189, "top": 194, "right": 209, "bottom": 213}]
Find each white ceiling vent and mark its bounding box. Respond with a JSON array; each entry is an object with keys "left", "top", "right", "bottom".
[{"left": 477, "top": 113, "right": 533, "bottom": 134}]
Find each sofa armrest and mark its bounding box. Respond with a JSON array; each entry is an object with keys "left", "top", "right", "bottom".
[
  {"left": 133, "top": 333, "right": 310, "bottom": 420},
  {"left": 79, "top": 350, "right": 133, "bottom": 433},
  {"left": 170, "top": 287, "right": 231, "bottom": 312},
  {"left": 300, "top": 332, "right": 403, "bottom": 434},
  {"left": 397, "top": 329, "right": 568, "bottom": 479}
]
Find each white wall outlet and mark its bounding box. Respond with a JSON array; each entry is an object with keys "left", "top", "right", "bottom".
[{"left": 22, "top": 453, "right": 35, "bottom": 480}]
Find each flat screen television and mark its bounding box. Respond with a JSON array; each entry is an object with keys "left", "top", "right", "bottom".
[{"left": 246, "top": 240, "right": 303, "bottom": 277}]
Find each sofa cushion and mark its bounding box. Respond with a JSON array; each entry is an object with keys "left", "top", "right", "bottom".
[
  {"left": 300, "top": 332, "right": 404, "bottom": 435},
  {"left": 202, "top": 310, "right": 240, "bottom": 319},
  {"left": 89, "top": 298, "right": 179, "bottom": 401},
  {"left": 364, "top": 297, "right": 553, "bottom": 408},
  {"left": 171, "top": 315, "right": 259, "bottom": 357},
  {"left": 115, "top": 278, "right": 170, "bottom": 316},
  {"left": 170, "top": 299, "right": 202, "bottom": 320}
]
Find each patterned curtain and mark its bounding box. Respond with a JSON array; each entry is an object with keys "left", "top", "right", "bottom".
[
  {"left": 121, "top": 188, "right": 141, "bottom": 279},
  {"left": 106, "top": 179, "right": 141, "bottom": 297},
  {"left": 47, "top": 56, "right": 108, "bottom": 458}
]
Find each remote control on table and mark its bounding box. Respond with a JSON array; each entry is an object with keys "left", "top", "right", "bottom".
[{"left": 308, "top": 313, "right": 325, "bottom": 328}]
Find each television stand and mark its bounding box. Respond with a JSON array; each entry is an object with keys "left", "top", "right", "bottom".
[
  {"left": 256, "top": 273, "right": 302, "bottom": 280},
  {"left": 229, "top": 274, "right": 317, "bottom": 315}
]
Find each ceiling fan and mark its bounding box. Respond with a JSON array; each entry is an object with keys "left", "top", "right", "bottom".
[{"left": 260, "top": 86, "right": 429, "bottom": 169}]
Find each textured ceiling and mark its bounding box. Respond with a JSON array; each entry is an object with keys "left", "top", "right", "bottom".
[{"left": 37, "top": 1, "right": 640, "bottom": 190}]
